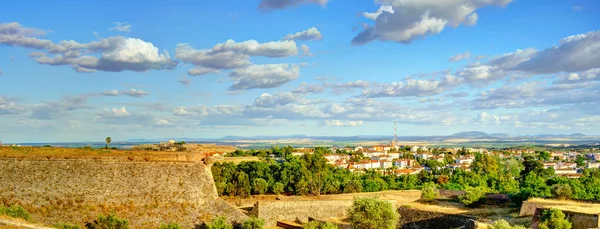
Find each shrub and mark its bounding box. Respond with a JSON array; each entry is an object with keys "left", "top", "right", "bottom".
[
  {"left": 303, "top": 221, "right": 338, "bottom": 229},
  {"left": 252, "top": 178, "right": 268, "bottom": 195},
  {"left": 241, "top": 216, "right": 265, "bottom": 229},
  {"left": 206, "top": 216, "right": 233, "bottom": 229},
  {"left": 0, "top": 205, "right": 31, "bottom": 221},
  {"left": 551, "top": 184, "right": 573, "bottom": 200},
  {"left": 343, "top": 180, "right": 363, "bottom": 193},
  {"left": 272, "top": 182, "right": 285, "bottom": 195},
  {"left": 459, "top": 186, "right": 486, "bottom": 207},
  {"left": 54, "top": 223, "right": 81, "bottom": 229},
  {"left": 347, "top": 197, "right": 398, "bottom": 229},
  {"left": 85, "top": 214, "right": 129, "bottom": 229},
  {"left": 159, "top": 223, "right": 182, "bottom": 229},
  {"left": 490, "top": 219, "right": 526, "bottom": 229},
  {"left": 420, "top": 182, "right": 438, "bottom": 202},
  {"left": 538, "top": 208, "right": 572, "bottom": 229}
]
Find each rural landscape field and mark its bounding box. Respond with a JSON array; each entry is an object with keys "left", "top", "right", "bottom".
[{"left": 1, "top": 0, "right": 599, "bottom": 228}]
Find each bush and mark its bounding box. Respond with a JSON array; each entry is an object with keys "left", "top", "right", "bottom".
[
  {"left": 252, "top": 178, "right": 268, "bottom": 195},
  {"left": 206, "top": 216, "right": 233, "bottom": 229},
  {"left": 538, "top": 208, "right": 572, "bottom": 229},
  {"left": 54, "top": 223, "right": 81, "bottom": 229},
  {"left": 241, "top": 216, "right": 265, "bottom": 229},
  {"left": 159, "top": 223, "right": 182, "bottom": 229},
  {"left": 459, "top": 186, "right": 486, "bottom": 207},
  {"left": 490, "top": 219, "right": 526, "bottom": 229},
  {"left": 303, "top": 221, "right": 338, "bottom": 229},
  {"left": 272, "top": 182, "right": 285, "bottom": 195},
  {"left": 0, "top": 205, "right": 31, "bottom": 221},
  {"left": 347, "top": 197, "right": 398, "bottom": 229},
  {"left": 421, "top": 182, "right": 438, "bottom": 202},
  {"left": 551, "top": 184, "right": 573, "bottom": 200},
  {"left": 85, "top": 214, "right": 129, "bottom": 229}
]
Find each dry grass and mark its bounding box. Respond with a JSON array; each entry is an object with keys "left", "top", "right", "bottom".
[
  {"left": 223, "top": 156, "right": 262, "bottom": 164},
  {"left": 524, "top": 198, "right": 600, "bottom": 214}
]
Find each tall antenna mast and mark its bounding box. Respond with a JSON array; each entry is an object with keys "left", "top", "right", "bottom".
[{"left": 393, "top": 121, "right": 398, "bottom": 146}]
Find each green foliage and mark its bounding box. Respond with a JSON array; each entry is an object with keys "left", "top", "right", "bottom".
[
  {"left": 252, "top": 178, "right": 268, "bottom": 195},
  {"left": 206, "top": 216, "right": 233, "bottom": 229},
  {"left": 158, "top": 223, "right": 181, "bottom": 229},
  {"left": 575, "top": 155, "right": 586, "bottom": 167},
  {"left": 272, "top": 182, "right": 285, "bottom": 195},
  {"left": 0, "top": 205, "right": 31, "bottom": 221},
  {"left": 459, "top": 186, "right": 486, "bottom": 207},
  {"left": 303, "top": 221, "right": 338, "bottom": 229},
  {"left": 538, "top": 209, "right": 572, "bottom": 229},
  {"left": 420, "top": 182, "right": 438, "bottom": 202},
  {"left": 236, "top": 171, "right": 251, "bottom": 198},
  {"left": 551, "top": 183, "right": 573, "bottom": 199},
  {"left": 519, "top": 172, "right": 551, "bottom": 199},
  {"left": 347, "top": 197, "right": 398, "bottom": 229},
  {"left": 490, "top": 219, "right": 526, "bottom": 229},
  {"left": 54, "top": 223, "right": 81, "bottom": 229},
  {"left": 85, "top": 214, "right": 129, "bottom": 229},
  {"left": 241, "top": 217, "right": 265, "bottom": 229}
]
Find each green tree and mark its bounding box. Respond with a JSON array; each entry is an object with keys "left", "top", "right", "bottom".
[
  {"left": 241, "top": 217, "right": 265, "bottom": 229},
  {"left": 575, "top": 155, "right": 586, "bottom": 167},
  {"left": 538, "top": 208, "right": 572, "bottom": 229},
  {"left": 538, "top": 151, "right": 551, "bottom": 161},
  {"left": 252, "top": 178, "right": 268, "bottom": 195},
  {"left": 343, "top": 180, "right": 363, "bottom": 193},
  {"left": 85, "top": 214, "right": 129, "bottom": 229},
  {"left": 520, "top": 172, "right": 551, "bottom": 199},
  {"left": 551, "top": 183, "right": 573, "bottom": 199},
  {"left": 206, "top": 216, "right": 233, "bottom": 229},
  {"left": 105, "top": 137, "right": 111, "bottom": 149},
  {"left": 236, "top": 172, "right": 251, "bottom": 198},
  {"left": 459, "top": 186, "right": 487, "bottom": 207},
  {"left": 347, "top": 197, "right": 398, "bottom": 229},
  {"left": 272, "top": 182, "right": 285, "bottom": 195},
  {"left": 490, "top": 219, "right": 526, "bottom": 229},
  {"left": 420, "top": 182, "right": 438, "bottom": 202}
]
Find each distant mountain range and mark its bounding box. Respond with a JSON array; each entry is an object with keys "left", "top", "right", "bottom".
[{"left": 126, "top": 131, "right": 593, "bottom": 143}]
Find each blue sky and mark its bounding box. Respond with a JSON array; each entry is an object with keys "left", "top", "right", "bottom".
[{"left": 1, "top": 0, "right": 599, "bottom": 143}]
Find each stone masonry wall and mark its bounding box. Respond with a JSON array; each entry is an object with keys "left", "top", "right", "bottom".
[{"left": 0, "top": 158, "right": 246, "bottom": 228}]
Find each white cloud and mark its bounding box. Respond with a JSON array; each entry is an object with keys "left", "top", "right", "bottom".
[
  {"left": 1, "top": 22, "right": 177, "bottom": 73},
  {"left": 0, "top": 97, "right": 26, "bottom": 116},
  {"left": 449, "top": 51, "right": 471, "bottom": 62},
  {"left": 353, "top": 0, "right": 512, "bottom": 45},
  {"left": 292, "top": 83, "right": 324, "bottom": 94},
  {"left": 361, "top": 75, "right": 462, "bottom": 98},
  {"left": 212, "top": 39, "right": 298, "bottom": 57},
  {"left": 300, "top": 44, "right": 312, "bottom": 56},
  {"left": 229, "top": 64, "right": 300, "bottom": 90},
  {"left": 252, "top": 92, "right": 300, "bottom": 108},
  {"left": 258, "top": 0, "right": 329, "bottom": 12},
  {"left": 178, "top": 78, "right": 191, "bottom": 86},
  {"left": 327, "top": 80, "right": 371, "bottom": 94},
  {"left": 110, "top": 22, "right": 131, "bottom": 33},
  {"left": 324, "top": 120, "right": 364, "bottom": 127},
  {"left": 101, "top": 89, "right": 149, "bottom": 98},
  {"left": 283, "top": 27, "right": 322, "bottom": 41}
]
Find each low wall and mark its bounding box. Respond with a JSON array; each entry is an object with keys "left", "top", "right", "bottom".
[
  {"left": 251, "top": 200, "right": 396, "bottom": 226},
  {"left": 520, "top": 198, "right": 600, "bottom": 217},
  {"left": 0, "top": 158, "right": 246, "bottom": 228},
  {"left": 397, "top": 207, "right": 477, "bottom": 229},
  {"left": 532, "top": 208, "right": 600, "bottom": 229}
]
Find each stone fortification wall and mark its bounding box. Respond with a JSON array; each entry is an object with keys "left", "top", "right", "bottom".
[
  {"left": 397, "top": 207, "right": 477, "bottom": 229},
  {"left": 520, "top": 199, "right": 600, "bottom": 217},
  {"left": 531, "top": 208, "right": 600, "bottom": 229},
  {"left": 251, "top": 200, "right": 396, "bottom": 226},
  {"left": 0, "top": 158, "right": 246, "bottom": 228}
]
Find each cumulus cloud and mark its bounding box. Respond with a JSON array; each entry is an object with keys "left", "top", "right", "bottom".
[
  {"left": 94, "top": 107, "right": 154, "bottom": 125},
  {"left": 324, "top": 120, "right": 364, "bottom": 127},
  {"left": 175, "top": 39, "right": 297, "bottom": 76},
  {"left": 456, "top": 48, "right": 536, "bottom": 86},
  {"left": 449, "top": 51, "right": 471, "bottom": 62},
  {"left": 353, "top": 0, "right": 512, "bottom": 45},
  {"left": 283, "top": 27, "right": 322, "bottom": 41},
  {"left": 29, "top": 96, "right": 89, "bottom": 120},
  {"left": 555, "top": 68, "right": 600, "bottom": 84},
  {"left": 110, "top": 22, "right": 131, "bottom": 33},
  {"left": 0, "top": 97, "right": 26, "bottom": 115},
  {"left": 361, "top": 75, "right": 462, "bottom": 98},
  {"left": 300, "top": 44, "right": 312, "bottom": 56},
  {"left": 101, "top": 89, "right": 149, "bottom": 98},
  {"left": 292, "top": 83, "right": 324, "bottom": 94},
  {"left": 1, "top": 22, "right": 177, "bottom": 73},
  {"left": 258, "top": 0, "right": 329, "bottom": 12},
  {"left": 229, "top": 64, "right": 300, "bottom": 90},
  {"left": 252, "top": 92, "right": 302, "bottom": 108},
  {"left": 327, "top": 80, "right": 371, "bottom": 94}
]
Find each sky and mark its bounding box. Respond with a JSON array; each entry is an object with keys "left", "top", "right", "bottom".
[{"left": 1, "top": 0, "right": 599, "bottom": 143}]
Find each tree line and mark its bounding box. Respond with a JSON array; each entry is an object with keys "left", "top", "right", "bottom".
[{"left": 212, "top": 147, "right": 600, "bottom": 204}]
